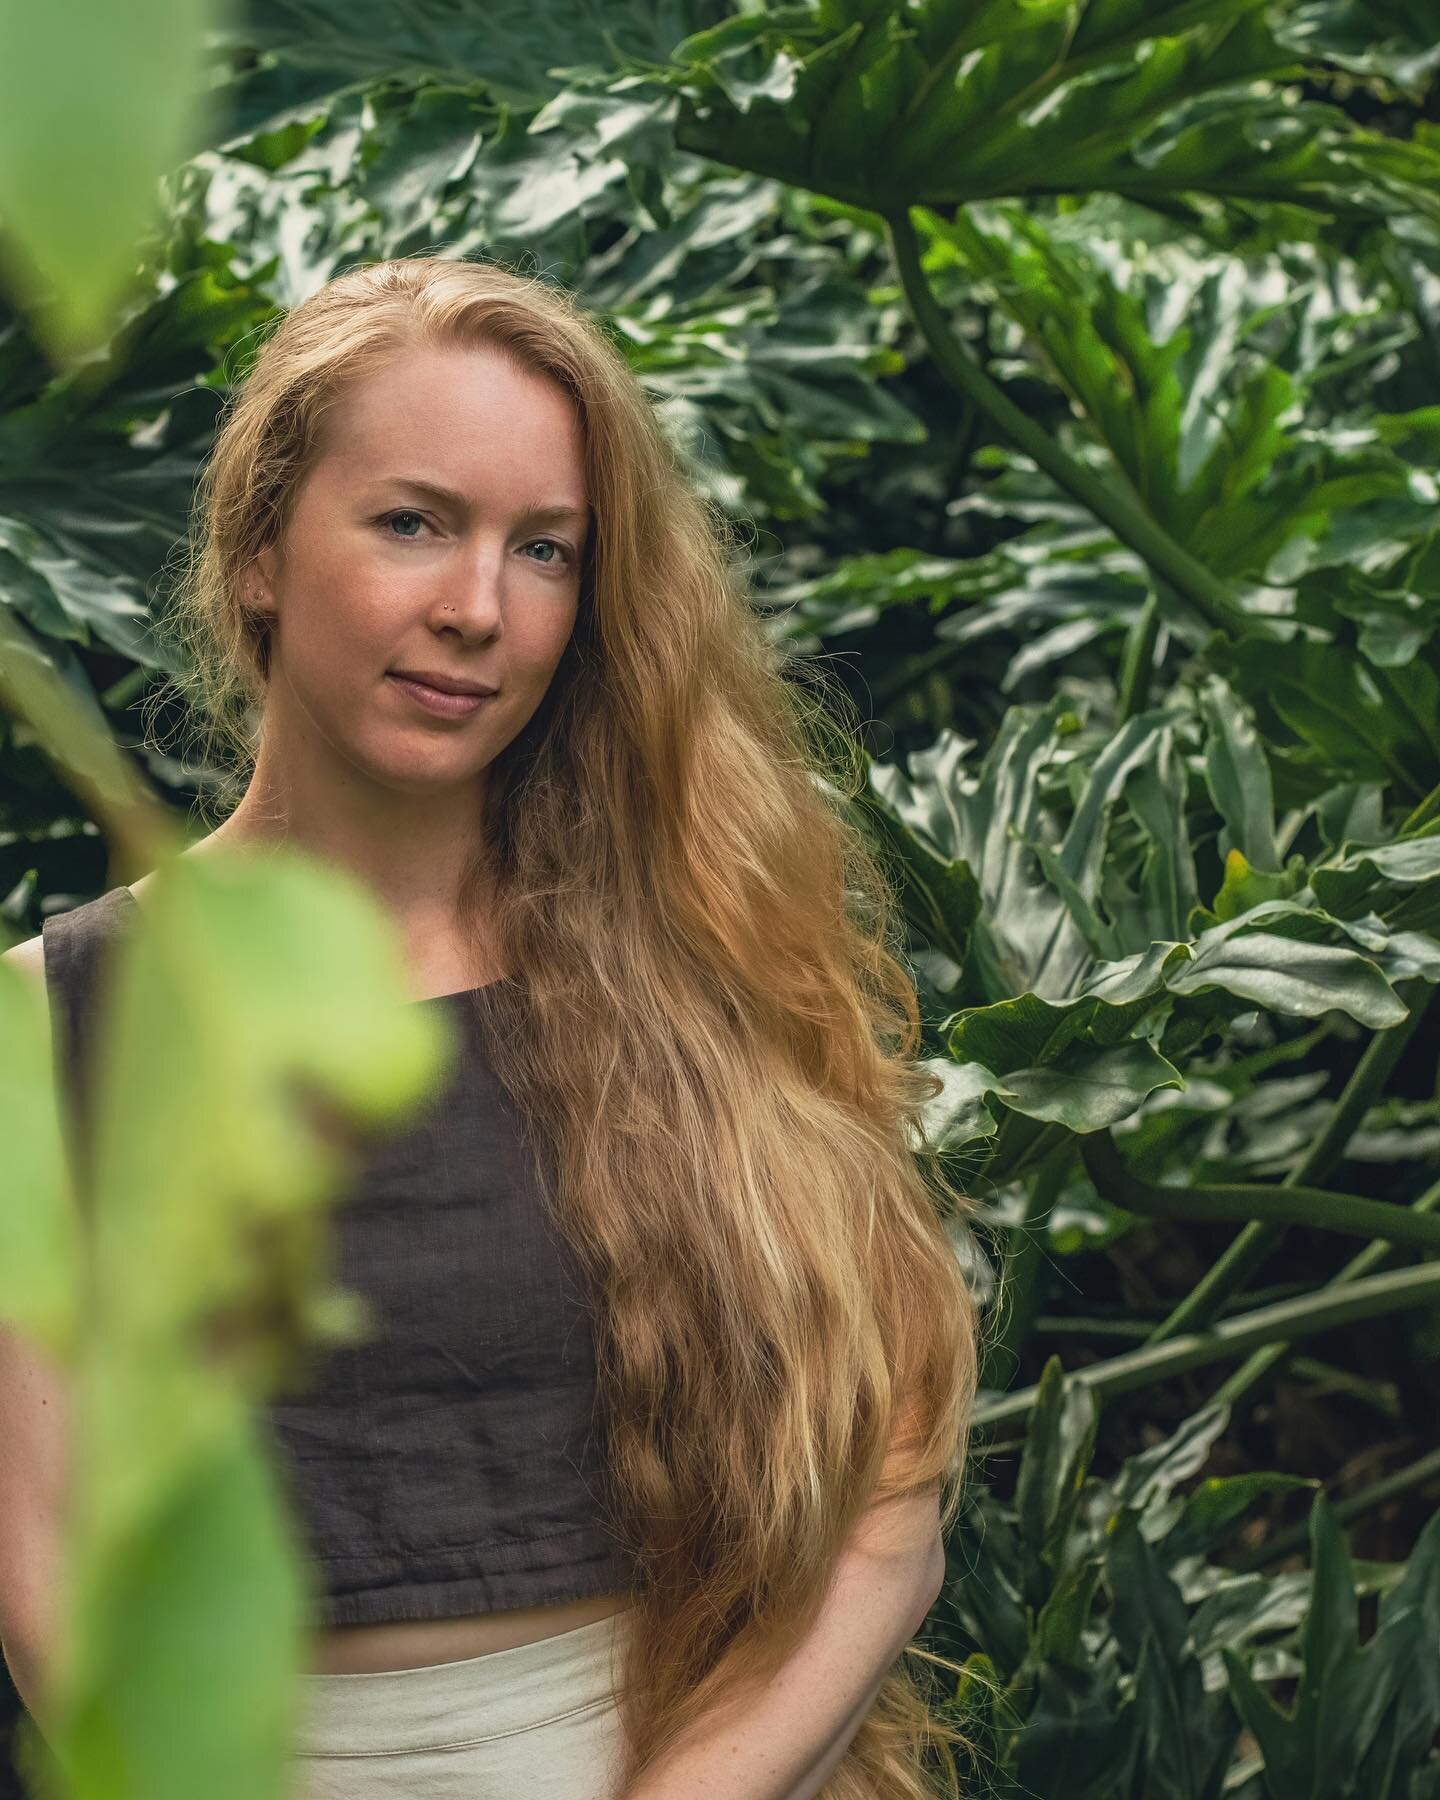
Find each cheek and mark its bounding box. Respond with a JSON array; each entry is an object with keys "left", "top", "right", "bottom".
[
  {"left": 512, "top": 597, "right": 578, "bottom": 682},
  {"left": 291, "top": 568, "right": 394, "bottom": 664}
]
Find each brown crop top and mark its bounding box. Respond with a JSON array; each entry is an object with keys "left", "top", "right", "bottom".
[{"left": 39, "top": 883, "right": 633, "bottom": 1627}]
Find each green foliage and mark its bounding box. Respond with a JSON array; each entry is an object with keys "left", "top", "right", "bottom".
[
  {"left": 0, "top": 0, "right": 217, "bottom": 360},
  {"left": 2, "top": 852, "right": 459, "bottom": 1800},
  {"left": 670, "top": 0, "right": 1440, "bottom": 225},
  {"left": 937, "top": 1366, "right": 1253, "bottom": 1795},
  {"left": 930, "top": 1358, "right": 1440, "bottom": 1799},
  {"left": 1222, "top": 1500, "right": 1440, "bottom": 1798}
]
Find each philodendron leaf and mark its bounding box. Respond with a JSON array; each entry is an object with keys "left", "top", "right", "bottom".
[
  {"left": 1105, "top": 1506, "right": 1192, "bottom": 1685},
  {"left": 0, "top": 0, "right": 220, "bottom": 363},
  {"left": 949, "top": 1527, "right": 1032, "bottom": 1679},
  {"left": 945, "top": 991, "right": 1185, "bottom": 1132},
  {"left": 1220, "top": 1494, "right": 1426, "bottom": 1799},
  {"left": 1359, "top": 1507, "right": 1440, "bottom": 1782},
  {"left": 944, "top": 1648, "right": 1023, "bottom": 1783},
  {"left": 0, "top": 951, "right": 79, "bottom": 1357},
  {"left": 1014, "top": 1655, "right": 1134, "bottom": 1798},
  {"left": 995, "top": 1040, "right": 1186, "bottom": 1135},
  {"left": 670, "top": 0, "right": 1440, "bottom": 226},
  {"left": 32, "top": 1414, "right": 308, "bottom": 1800},
  {"left": 868, "top": 703, "right": 1085, "bottom": 1002},
  {"left": 1215, "top": 627, "right": 1440, "bottom": 804},
  {"left": 1104, "top": 1513, "right": 1242, "bottom": 1797},
  {"left": 927, "top": 207, "right": 1316, "bottom": 590},
  {"left": 1019, "top": 709, "right": 1191, "bottom": 965},
  {"left": 1014, "top": 1356, "right": 1099, "bottom": 1584},
  {"left": 1081, "top": 901, "right": 1411, "bottom": 1030},
  {"left": 1310, "top": 834, "right": 1440, "bottom": 919},
  {"left": 1222, "top": 1644, "right": 1307, "bottom": 1796},
  {"left": 948, "top": 983, "right": 1173, "bottom": 1065},
  {"left": 1192, "top": 1570, "right": 1312, "bottom": 1686},
  {"left": 874, "top": 696, "right": 1340, "bottom": 1022},
  {"left": 850, "top": 775, "right": 982, "bottom": 976},
  {"left": 1296, "top": 1498, "right": 1440, "bottom": 1799},
  {"left": 38, "top": 847, "right": 456, "bottom": 1800},
  {"left": 1075, "top": 1402, "right": 1312, "bottom": 1570},
  {"left": 1100, "top": 1402, "right": 1230, "bottom": 1528},
  {"left": 1168, "top": 923, "right": 1408, "bottom": 1027},
  {"left": 942, "top": 889, "right": 1408, "bottom": 1123},
  {"left": 910, "top": 1055, "right": 1008, "bottom": 1152},
  {"left": 1128, "top": 1624, "right": 1240, "bottom": 1800},
  {"left": 1166, "top": 1470, "right": 1317, "bottom": 1565},
  {"left": 1199, "top": 672, "right": 1281, "bottom": 874},
  {"left": 1034, "top": 1556, "right": 1103, "bottom": 1669},
  {"left": 1278, "top": 0, "right": 1440, "bottom": 100},
  {"left": 1204, "top": 848, "right": 1305, "bottom": 925}
]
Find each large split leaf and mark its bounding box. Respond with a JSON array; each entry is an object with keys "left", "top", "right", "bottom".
[
  {"left": 16, "top": 849, "right": 458, "bottom": 1800},
  {"left": 670, "top": 1, "right": 1440, "bottom": 225}
]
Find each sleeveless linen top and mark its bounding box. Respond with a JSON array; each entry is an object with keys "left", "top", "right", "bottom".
[{"left": 40, "top": 884, "right": 632, "bottom": 1627}]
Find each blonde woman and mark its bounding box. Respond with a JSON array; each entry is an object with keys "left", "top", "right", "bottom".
[{"left": 3, "top": 256, "right": 980, "bottom": 1799}]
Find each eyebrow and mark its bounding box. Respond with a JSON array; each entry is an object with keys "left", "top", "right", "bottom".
[{"left": 371, "top": 475, "right": 590, "bottom": 529}]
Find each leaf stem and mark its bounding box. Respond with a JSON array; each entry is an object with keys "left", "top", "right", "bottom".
[
  {"left": 883, "top": 206, "right": 1245, "bottom": 636},
  {"left": 1231, "top": 1445, "right": 1440, "bottom": 1572},
  {"left": 1135, "top": 977, "right": 1434, "bottom": 1344},
  {"left": 971, "top": 1264, "right": 1440, "bottom": 1432},
  {"left": 1117, "top": 588, "right": 1163, "bottom": 721},
  {"left": 1212, "top": 1170, "right": 1440, "bottom": 1409},
  {"left": 1078, "top": 1128, "right": 1440, "bottom": 1256}
]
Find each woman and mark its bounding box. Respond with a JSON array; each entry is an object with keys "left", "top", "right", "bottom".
[{"left": 88, "top": 256, "right": 980, "bottom": 1795}]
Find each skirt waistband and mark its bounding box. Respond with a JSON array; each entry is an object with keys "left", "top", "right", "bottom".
[{"left": 292, "top": 1607, "right": 637, "bottom": 1757}]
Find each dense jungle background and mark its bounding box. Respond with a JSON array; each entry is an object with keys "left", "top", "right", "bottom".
[{"left": 3, "top": 2, "right": 1439, "bottom": 1794}]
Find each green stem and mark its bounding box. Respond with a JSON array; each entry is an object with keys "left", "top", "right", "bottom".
[
  {"left": 883, "top": 207, "right": 1244, "bottom": 637},
  {"left": 1284, "top": 1356, "right": 1401, "bottom": 1422},
  {"left": 1398, "top": 777, "right": 1440, "bottom": 838},
  {"left": 1212, "top": 1170, "right": 1440, "bottom": 1409},
  {"left": 1137, "top": 978, "right": 1434, "bottom": 1344},
  {"left": 1034, "top": 1280, "right": 1318, "bottom": 1337},
  {"left": 1078, "top": 1129, "right": 1440, "bottom": 1255},
  {"left": 1116, "top": 589, "right": 1163, "bottom": 721},
  {"left": 1231, "top": 1446, "right": 1440, "bottom": 1573},
  {"left": 1033, "top": 1315, "right": 1152, "bottom": 1340},
  {"left": 970, "top": 1263, "right": 1440, "bottom": 1432}
]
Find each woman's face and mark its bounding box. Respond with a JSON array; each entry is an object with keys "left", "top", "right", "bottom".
[{"left": 251, "top": 339, "right": 590, "bottom": 800}]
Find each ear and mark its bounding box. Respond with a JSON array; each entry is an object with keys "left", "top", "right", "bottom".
[{"left": 246, "top": 549, "right": 279, "bottom": 616}]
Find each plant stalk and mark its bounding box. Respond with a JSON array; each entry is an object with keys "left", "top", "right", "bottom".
[
  {"left": 1232, "top": 1445, "right": 1440, "bottom": 1572},
  {"left": 884, "top": 206, "right": 1244, "bottom": 638},
  {"left": 1079, "top": 1129, "right": 1440, "bottom": 1255},
  {"left": 971, "top": 1262, "right": 1440, "bottom": 1432},
  {"left": 1212, "top": 1171, "right": 1440, "bottom": 1408},
  {"left": 1137, "top": 977, "right": 1434, "bottom": 1344}
]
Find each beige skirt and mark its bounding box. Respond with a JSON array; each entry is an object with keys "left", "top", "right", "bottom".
[{"left": 287, "top": 1608, "right": 636, "bottom": 1799}]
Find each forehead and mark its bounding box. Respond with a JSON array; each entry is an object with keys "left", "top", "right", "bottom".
[{"left": 311, "top": 340, "right": 588, "bottom": 502}]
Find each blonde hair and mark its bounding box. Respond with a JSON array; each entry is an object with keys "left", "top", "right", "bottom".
[{"left": 147, "top": 254, "right": 982, "bottom": 1795}]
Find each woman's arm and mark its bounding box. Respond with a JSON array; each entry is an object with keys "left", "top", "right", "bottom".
[{"left": 619, "top": 1483, "right": 945, "bottom": 1800}]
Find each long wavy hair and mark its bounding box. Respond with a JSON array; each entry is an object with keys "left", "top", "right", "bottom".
[{"left": 146, "top": 254, "right": 983, "bottom": 1797}]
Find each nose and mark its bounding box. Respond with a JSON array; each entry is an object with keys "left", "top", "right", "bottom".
[{"left": 429, "top": 546, "right": 506, "bottom": 636}]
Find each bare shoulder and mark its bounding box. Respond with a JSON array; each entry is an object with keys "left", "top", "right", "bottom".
[{"left": 2, "top": 931, "right": 46, "bottom": 993}]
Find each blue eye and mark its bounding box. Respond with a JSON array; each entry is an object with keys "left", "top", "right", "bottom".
[
  {"left": 525, "top": 538, "right": 572, "bottom": 567},
  {"left": 376, "top": 509, "right": 428, "bottom": 540},
  {"left": 374, "top": 511, "right": 572, "bottom": 567}
]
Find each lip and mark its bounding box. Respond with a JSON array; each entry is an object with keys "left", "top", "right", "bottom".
[
  {"left": 389, "top": 668, "right": 498, "bottom": 697},
  {"left": 386, "top": 673, "right": 495, "bottom": 719}
]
